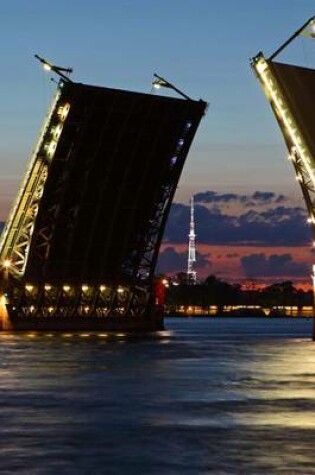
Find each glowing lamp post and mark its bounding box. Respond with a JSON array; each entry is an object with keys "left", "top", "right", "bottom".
[
  {"left": 2, "top": 259, "right": 11, "bottom": 283},
  {"left": 34, "top": 54, "right": 73, "bottom": 83},
  {"left": 152, "top": 73, "right": 192, "bottom": 100}
]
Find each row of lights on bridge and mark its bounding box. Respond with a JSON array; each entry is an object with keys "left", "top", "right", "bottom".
[
  {"left": 24, "top": 284, "right": 126, "bottom": 293},
  {"left": 22, "top": 305, "right": 128, "bottom": 315},
  {"left": 1, "top": 260, "right": 126, "bottom": 293},
  {"left": 254, "top": 62, "right": 315, "bottom": 249},
  {"left": 0, "top": 100, "right": 71, "bottom": 275}
]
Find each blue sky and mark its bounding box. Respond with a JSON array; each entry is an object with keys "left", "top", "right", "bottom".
[
  {"left": 1, "top": 0, "right": 315, "bottom": 215},
  {"left": 1, "top": 1, "right": 315, "bottom": 284}
]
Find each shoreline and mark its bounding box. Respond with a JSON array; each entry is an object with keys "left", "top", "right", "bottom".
[{"left": 166, "top": 314, "right": 314, "bottom": 319}]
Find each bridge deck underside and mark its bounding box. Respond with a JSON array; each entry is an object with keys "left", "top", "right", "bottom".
[
  {"left": 26, "top": 84, "right": 205, "bottom": 284},
  {"left": 268, "top": 61, "right": 315, "bottom": 156}
]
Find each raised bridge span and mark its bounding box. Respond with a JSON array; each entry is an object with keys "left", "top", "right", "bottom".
[
  {"left": 0, "top": 71, "right": 206, "bottom": 331},
  {"left": 252, "top": 16, "right": 315, "bottom": 340}
]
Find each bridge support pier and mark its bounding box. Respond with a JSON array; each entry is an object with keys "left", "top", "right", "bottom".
[
  {"left": 0, "top": 294, "right": 11, "bottom": 330},
  {"left": 312, "top": 266, "right": 315, "bottom": 341}
]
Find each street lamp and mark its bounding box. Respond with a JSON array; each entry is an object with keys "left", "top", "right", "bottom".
[
  {"left": 301, "top": 18, "right": 315, "bottom": 38},
  {"left": 152, "top": 73, "right": 192, "bottom": 100},
  {"left": 269, "top": 15, "right": 315, "bottom": 60},
  {"left": 34, "top": 54, "right": 73, "bottom": 83}
]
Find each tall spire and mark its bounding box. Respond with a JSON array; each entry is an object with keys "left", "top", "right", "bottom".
[{"left": 187, "top": 195, "right": 197, "bottom": 284}]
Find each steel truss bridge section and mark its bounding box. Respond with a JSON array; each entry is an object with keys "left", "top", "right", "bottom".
[
  {"left": 252, "top": 54, "right": 315, "bottom": 245},
  {"left": 7, "top": 283, "right": 148, "bottom": 319},
  {"left": 0, "top": 89, "right": 69, "bottom": 278},
  {"left": 0, "top": 79, "right": 206, "bottom": 326}
]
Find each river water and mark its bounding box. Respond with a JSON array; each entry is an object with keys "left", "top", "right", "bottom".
[{"left": 0, "top": 317, "right": 314, "bottom": 474}]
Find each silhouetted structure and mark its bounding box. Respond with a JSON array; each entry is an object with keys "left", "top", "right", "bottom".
[
  {"left": 187, "top": 195, "right": 197, "bottom": 284},
  {"left": 252, "top": 16, "right": 315, "bottom": 337},
  {"left": 0, "top": 74, "right": 206, "bottom": 330}
]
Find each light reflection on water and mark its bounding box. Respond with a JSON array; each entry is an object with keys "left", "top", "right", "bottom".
[{"left": 0, "top": 317, "right": 315, "bottom": 474}]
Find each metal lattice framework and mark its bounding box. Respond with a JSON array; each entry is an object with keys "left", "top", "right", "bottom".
[
  {"left": 251, "top": 16, "right": 315, "bottom": 289},
  {"left": 0, "top": 91, "right": 67, "bottom": 277},
  {"left": 0, "top": 78, "right": 207, "bottom": 328},
  {"left": 252, "top": 53, "right": 315, "bottom": 238}
]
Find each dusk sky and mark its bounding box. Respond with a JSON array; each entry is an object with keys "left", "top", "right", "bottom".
[{"left": 1, "top": 0, "right": 315, "bottom": 286}]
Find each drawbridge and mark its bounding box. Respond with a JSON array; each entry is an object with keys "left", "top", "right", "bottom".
[
  {"left": 252, "top": 16, "right": 315, "bottom": 338},
  {"left": 252, "top": 19, "right": 315, "bottom": 263},
  {"left": 0, "top": 59, "right": 206, "bottom": 330}
]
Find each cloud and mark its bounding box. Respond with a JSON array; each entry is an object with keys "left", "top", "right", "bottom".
[
  {"left": 194, "top": 190, "right": 287, "bottom": 207},
  {"left": 240, "top": 253, "right": 309, "bottom": 278},
  {"left": 195, "top": 191, "right": 239, "bottom": 203},
  {"left": 157, "top": 246, "right": 212, "bottom": 274},
  {"left": 163, "top": 203, "right": 310, "bottom": 246},
  {"left": 252, "top": 191, "right": 275, "bottom": 202}
]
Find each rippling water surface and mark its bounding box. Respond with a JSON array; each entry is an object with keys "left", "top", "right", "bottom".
[{"left": 0, "top": 317, "right": 315, "bottom": 474}]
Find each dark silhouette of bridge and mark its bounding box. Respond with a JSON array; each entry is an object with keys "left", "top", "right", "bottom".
[{"left": 0, "top": 68, "right": 206, "bottom": 331}]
